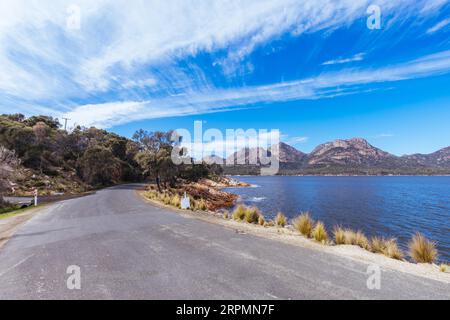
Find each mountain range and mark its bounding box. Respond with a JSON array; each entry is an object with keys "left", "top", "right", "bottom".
[{"left": 205, "top": 138, "right": 450, "bottom": 175}]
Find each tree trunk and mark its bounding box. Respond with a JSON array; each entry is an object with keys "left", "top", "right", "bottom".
[{"left": 156, "top": 175, "right": 162, "bottom": 192}]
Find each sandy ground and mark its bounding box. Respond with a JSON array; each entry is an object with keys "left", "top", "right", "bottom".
[
  {"left": 0, "top": 206, "right": 46, "bottom": 249},
  {"left": 138, "top": 191, "right": 450, "bottom": 284}
]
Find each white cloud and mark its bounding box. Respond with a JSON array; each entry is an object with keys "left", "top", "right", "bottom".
[
  {"left": 374, "top": 133, "right": 394, "bottom": 138},
  {"left": 0, "top": 0, "right": 449, "bottom": 127},
  {"left": 427, "top": 18, "right": 450, "bottom": 34},
  {"left": 322, "top": 53, "right": 365, "bottom": 65},
  {"left": 66, "top": 49, "right": 450, "bottom": 128},
  {"left": 286, "top": 136, "right": 309, "bottom": 144}
]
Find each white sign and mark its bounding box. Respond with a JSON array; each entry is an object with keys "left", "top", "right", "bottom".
[
  {"left": 181, "top": 192, "right": 190, "bottom": 210},
  {"left": 33, "top": 189, "right": 38, "bottom": 206}
]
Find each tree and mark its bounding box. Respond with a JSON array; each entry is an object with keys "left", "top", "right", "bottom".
[
  {"left": 135, "top": 148, "right": 176, "bottom": 191},
  {"left": 0, "top": 146, "right": 19, "bottom": 206},
  {"left": 24, "top": 115, "right": 60, "bottom": 129},
  {"left": 76, "top": 145, "right": 122, "bottom": 186}
]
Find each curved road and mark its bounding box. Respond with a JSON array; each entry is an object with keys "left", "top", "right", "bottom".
[{"left": 0, "top": 185, "right": 448, "bottom": 299}]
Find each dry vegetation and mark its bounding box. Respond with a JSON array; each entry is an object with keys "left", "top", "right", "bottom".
[
  {"left": 371, "top": 237, "right": 404, "bottom": 260},
  {"left": 312, "top": 221, "right": 328, "bottom": 243},
  {"left": 145, "top": 185, "right": 442, "bottom": 266},
  {"left": 275, "top": 212, "right": 287, "bottom": 227},
  {"left": 409, "top": 233, "right": 437, "bottom": 264},
  {"left": 293, "top": 212, "right": 313, "bottom": 237}
]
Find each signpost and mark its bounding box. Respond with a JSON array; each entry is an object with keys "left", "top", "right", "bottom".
[
  {"left": 180, "top": 192, "right": 190, "bottom": 210},
  {"left": 34, "top": 189, "right": 38, "bottom": 206}
]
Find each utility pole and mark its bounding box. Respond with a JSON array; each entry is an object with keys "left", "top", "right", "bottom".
[{"left": 62, "top": 117, "right": 70, "bottom": 131}]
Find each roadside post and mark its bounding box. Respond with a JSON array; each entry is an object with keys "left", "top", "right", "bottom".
[
  {"left": 181, "top": 192, "right": 190, "bottom": 210},
  {"left": 34, "top": 189, "right": 38, "bottom": 206}
]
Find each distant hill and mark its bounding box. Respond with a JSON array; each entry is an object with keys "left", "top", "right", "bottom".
[{"left": 222, "top": 138, "right": 450, "bottom": 175}]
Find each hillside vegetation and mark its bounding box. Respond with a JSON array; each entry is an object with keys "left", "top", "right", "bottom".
[{"left": 0, "top": 114, "right": 221, "bottom": 207}]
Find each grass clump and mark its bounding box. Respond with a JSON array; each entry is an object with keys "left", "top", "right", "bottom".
[
  {"left": 232, "top": 205, "right": 247, "bottom": 221},
  {"left": 245, "top": 207, "right": 262, "bottom": 224},
  {"left": 293, "top": 212, "right": 313, "bottom": 237},
  {"left": 343, "top": 229, "right": 357, "bottom": 245},
  {"left": 258, "top": 214, "right": 266, "bottom": 226},
  {"left": 409, "top": 233, "right": 437, "bottom": 264},
  {"left": 384, "top": 239, "right": 404, "bottom": 260},
  {"left": 275, "top": 212, "right": 287, "bottom": 227},
  {"left": 333, "top": 226, "right": 346, "bottom": 245},
  {"left": 440, "top": 264, "right": 448, "bottom": 273},
  {"left": 354, "top": 231, "right": 370, "bottom": 250},
  {"left": 162, "top": 193, "right": 171, "bottom": 205},
  {"left": 264, "top": 220, "right": 275, "bottom": 227},
  {"left": 223, "top": 212, "right": 229, "bottom": 220},
  {"left": 371, "top": 237, "right": 404, "bottom": 260},
  {"left": 370, "top": 236, "right": 386, "bottom": 253},
  {"left": 312, "top": 221, "right": 328, "bottom": 243},
  {"left": 170, "top": 194, "right": 181, "bottom": 208},
  {"left": 196, "top": 199, "right": 208, "bottom": 211}
]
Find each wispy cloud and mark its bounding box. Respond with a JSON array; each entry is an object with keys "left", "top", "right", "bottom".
[
  {"left": 66, "top": 49, "right": 450, "bottom": 128},
  {"left": 285, "top": 136, "right": 309, "bottom": 144},
  {"left": 427, "top": 18, "right": 450, "bottom": 34},
  {"left": 322, "top": 53, "right": 365, "bottom": 66},
  {"left": 374, "top": 133, "right": 395, "bottom": 138},
  {"left": 0, "top": 0, "right": 449, "bottom": 128}
]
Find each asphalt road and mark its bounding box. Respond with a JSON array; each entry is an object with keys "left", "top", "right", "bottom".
[{"left": 0, "top": 184, "right": 448, "bottom": 300}]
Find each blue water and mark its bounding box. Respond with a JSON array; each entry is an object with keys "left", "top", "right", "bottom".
[{"left": 226, "top": 176, "right": 450, "bottom": 262}]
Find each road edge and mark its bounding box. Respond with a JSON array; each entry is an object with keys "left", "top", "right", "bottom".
[{"left": 136, "top": 189, "right": 450, "bottom": 285}]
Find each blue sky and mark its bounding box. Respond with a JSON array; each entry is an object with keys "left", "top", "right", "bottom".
[{"left": 0, "top": 0, "right": 450, "bottom": 155}]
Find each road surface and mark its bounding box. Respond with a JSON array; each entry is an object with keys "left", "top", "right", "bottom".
[{"left": 0, "top": 184, "right": 448, "bottom": 299}]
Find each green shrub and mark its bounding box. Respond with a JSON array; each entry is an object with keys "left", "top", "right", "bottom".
[
  {"left": 232, "top": 205, "right": 246, "bottom": 221},
  {"left": 245, "top": 207, "right": 261, "bottom": 224},
  {"left": 275, "top": 212, "right": 287, "bottom": 227},
  {"left": 312, "top": 221, "right": 328, "bottom": 243}
]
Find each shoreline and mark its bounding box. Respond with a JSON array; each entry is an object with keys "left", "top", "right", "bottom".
[{"left": 137, "top": 189, "right": 450, "bottom": 284}]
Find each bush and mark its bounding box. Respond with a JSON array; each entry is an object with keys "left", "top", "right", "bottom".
[
  {"left": 371, "top": 237, "right": 386, "bottom": 253},
  {"left": 163, "top": 194, "right": 171, "bottom": 205},
  {"left": 232, "top": 205, "right": 246, "bottom": 221},
  {"left": 170, "top": 194, "right": 181, "bottom": 208},
  {"left": 223, "top": 212, "right": 229, "bottom": 219},
  {"left": 264, "top": 220, "right": 275, "bottom": 227},
  {"left": 275, "top": 212, "right": 286, "bottom": 227},
  {"left": 371, "top": 237, "right": 404, "bottom": 260},
  {"left": 293, "top": 212, "right": 313, "bottom": 237},
  {"left": 333, "top": 226, "right": 346, "bottom": 245},
  {"left": 409, "top": 233, "right": 437, "bottom": 264},
  {"left": 312, "top": 221, "right": 328, "bottom": 243},
  {"left": 196, "top": 199, "right": 208, "bottom": 211},
  {"left": 245, "top": 207, "right": 261, "bottom": 224},
  {"left": 354, "top": 231, "right": 370, "bottom": 250},
  {"left": 343, "top": 229, "right": 357, "bottom": 245},
  {"left": 258, "top": 214, "right": 266, "bottom": 226}
]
